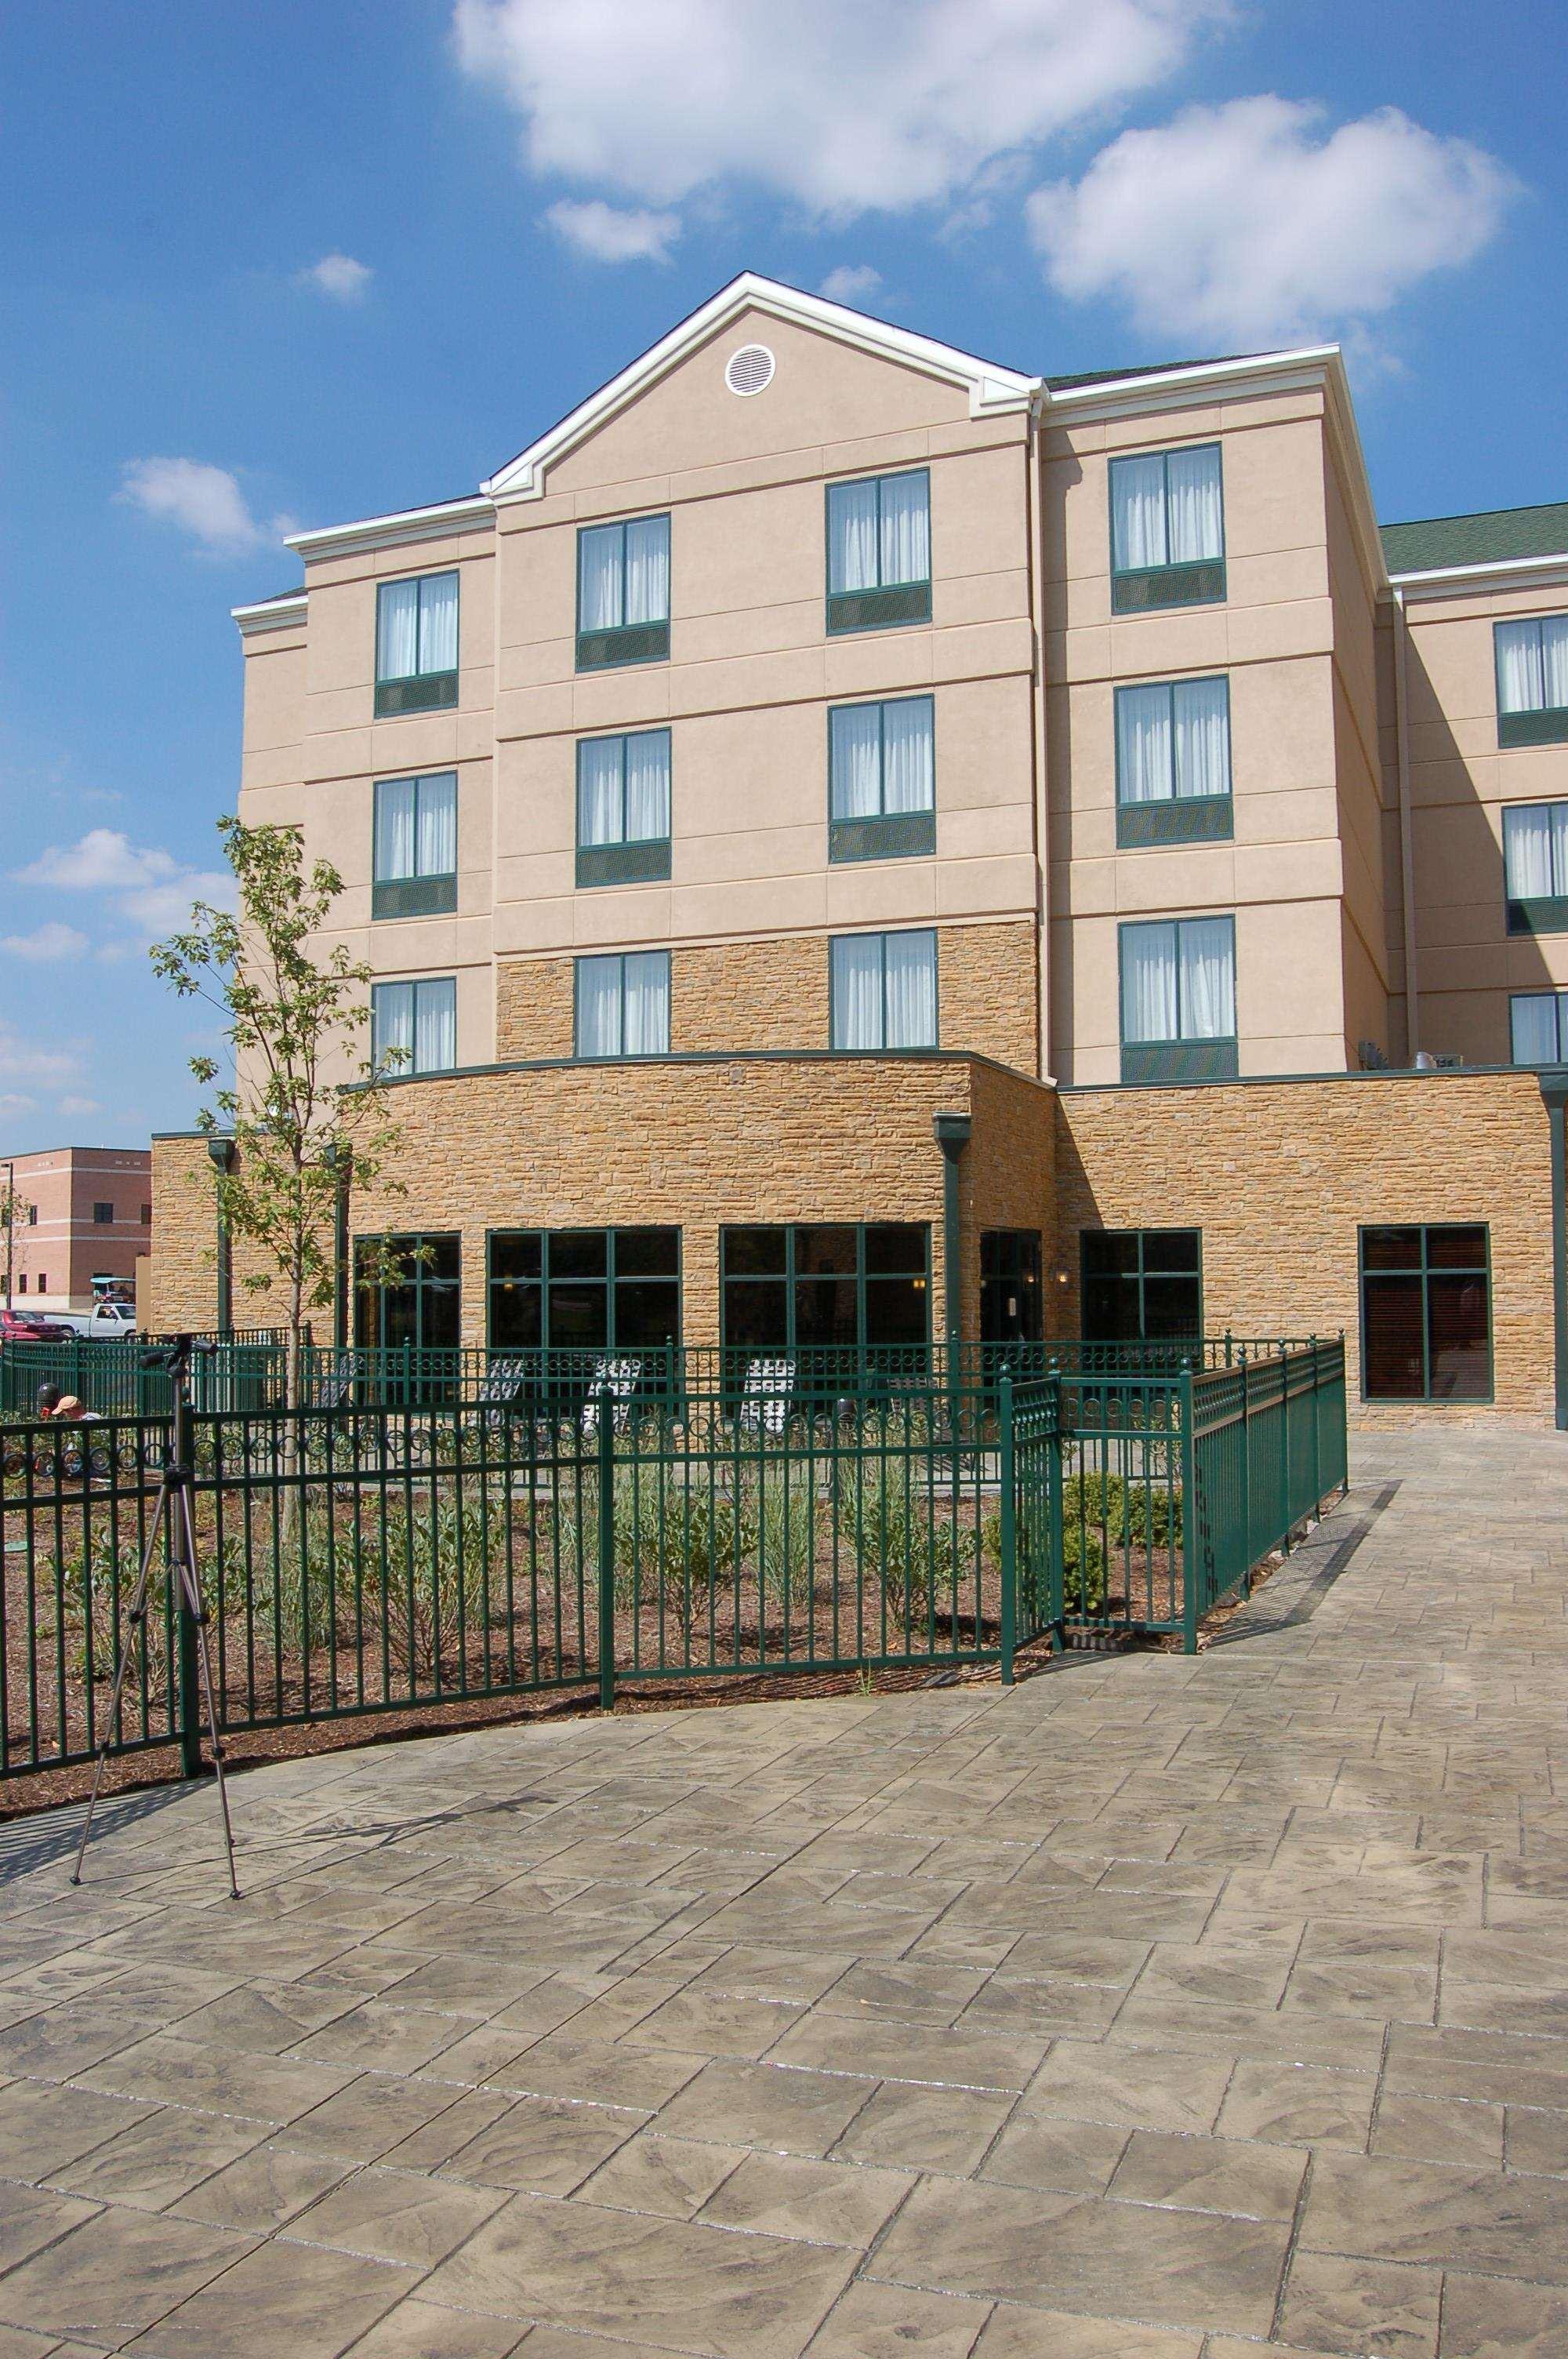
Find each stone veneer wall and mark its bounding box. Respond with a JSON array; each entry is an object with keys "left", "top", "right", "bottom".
[
  {"left": 1055, "top": 1069, "right": 1555, "bottom": 1419},
  {"left": 495, "top": 920, "right": 1040, "bottom": 1074}
]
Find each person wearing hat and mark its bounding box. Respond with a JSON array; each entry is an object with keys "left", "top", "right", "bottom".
[{"left": 51, "top": 1394, "right": 100, "bottom": 1423}]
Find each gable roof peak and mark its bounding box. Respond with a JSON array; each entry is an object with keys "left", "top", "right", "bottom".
[{"left": 481, "top": 270, "right": 1040, "bottom": 503}]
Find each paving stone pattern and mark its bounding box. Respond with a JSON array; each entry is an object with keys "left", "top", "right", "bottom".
[{"left": 0, "top": 1423, "right": 1566, "bottom": 2357}]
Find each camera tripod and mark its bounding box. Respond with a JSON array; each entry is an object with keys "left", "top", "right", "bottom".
[{"left": 71, "top": 1337, "right": 239, "bottom": 1899}]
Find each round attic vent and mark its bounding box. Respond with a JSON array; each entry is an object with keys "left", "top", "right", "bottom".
[{"left": 724, "top": 343, "right": 775, "bottom": 397}]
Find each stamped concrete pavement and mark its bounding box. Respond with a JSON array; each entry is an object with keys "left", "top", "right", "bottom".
[{"left": 0, "top": 1423, "right": 1565, "bottom": 2357}]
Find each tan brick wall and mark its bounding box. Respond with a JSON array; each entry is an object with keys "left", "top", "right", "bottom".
[
  {"left": 1056, "top": 1070, "right": 1555, "bottom": 1419},
  {"left": 495, "top": 959, "right": 573, "bottom": 1061},
  {"left": 966, "top": 1060, "right": 1056, "bottom": 1330},
  {"left": 341, "top": 1055, "right": 1002, "bottom": 1349},
  {"left": 495, "top": 919, "right": 1039, "bottom": 1070},
  {"left": 147, "top": 1139, "right": 220, "bottom": 1331}
]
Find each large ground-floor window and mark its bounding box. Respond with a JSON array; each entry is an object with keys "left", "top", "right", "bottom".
[
  {"left": 722, "top": 1224, "right": 930, "bottom": 1353},
  {"left": 1081, "top": 1228, "right": 1201, "bottom": 1343},
  {"left": 488, "top": 1228, "right": 681, "bottom": 1351},
  {"left": 981, "top": 1230, "right": 1043, "bottom": 1343},
  {"left": 1360, "top": 1225, "right": 1491, "bottom": 1401},
  {"left": 354, "top": 1234, "right": 460, "bottom": 1352}
]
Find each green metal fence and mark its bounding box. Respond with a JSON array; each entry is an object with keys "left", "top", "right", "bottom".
[{"left": 0, "top": 1341, "right": 1347, "bottom": 1782}]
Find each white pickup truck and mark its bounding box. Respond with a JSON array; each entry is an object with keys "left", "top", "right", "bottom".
[{"left": 50, "top": 1300, "right": 138, "bottom": 1339}]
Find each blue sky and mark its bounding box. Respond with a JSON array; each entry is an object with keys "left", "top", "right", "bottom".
[{"left": 2, "top": 0, "right": 1563, "bottom": 1150}]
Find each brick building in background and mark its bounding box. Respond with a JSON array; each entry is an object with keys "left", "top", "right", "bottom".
[
  {"left": 147, "top": 274, "right": 1568, "bottom": 1421},
  {"left": 5, "top": 1147, "right": 150, "bottom": 1314}
]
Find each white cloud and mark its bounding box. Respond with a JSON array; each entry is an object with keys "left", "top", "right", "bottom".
[
  {"left": 117, "top": 458, "right": 292, "bottom": 556},
  {"left": 299, "top": 251, "right": 373, "bottom": 300},
  {"left": 0, "top": 1024, "right": 81, "bottom": 1092},
  {"left": 546, "top": 198, "right": 680, "bottom": 262},
  {"left": 56, "top": 1096, "right": 100, "bottom": 1119},
  {"left": 455, "top": 0, "right": 1229, "bottom": 219},
  {"left": 1028, "top": 98, "right": 1518, "bottom": 344},
  {"left": 1, "top": 923, "right": 91, "bottom": 962},
  {"left": 16, "top": 830, "right": 177, "bottom": 892},
  {"left": 13, "top": 831, "right": 234, "bottom": 946},
  {"left": 819, "top": 264, "right": 884, "bottom": 304}
]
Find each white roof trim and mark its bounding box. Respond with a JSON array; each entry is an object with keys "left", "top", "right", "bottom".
[
  {"left": 285, "top": 496, "right": 495, "bottom": 565},
  {"left": 1040, "top": 344, "right": 1341, "bottom": 418},
  {"left": 482, "top": 271, "right": 1040, "bottom": 503},
  {"left": 1389, "top": 551, "right": 1568, "bottom": 598},
  {"left": 232, "top": 593, "right": 307, "bottom": 636}
]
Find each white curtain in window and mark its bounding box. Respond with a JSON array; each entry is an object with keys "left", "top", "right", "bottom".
[
  {"left": 1178, "top": 918, "right": 1236, "bottom": 1040},
  {"left": 829, "top": 707, "right": 883, "bottom": 819},
  {"left": 578, "top": 740, "right": 625, "bottom": 846},
  {"left": 577, "top": 957, "right": 622, "bottom": 1056},
  {"left": 1544, "top": 618, "right": 1568, "bottom": 709},
  {"left": 1166, "top": 447, "right": 1223, "bottom": 564},
  {"left": 1174, "top": 678, "right": 1231, "bottom": 799},
  {"left": 375, "top": 780, "right": 417, "bottom": 881},
  {"left": 1504, "top": 805, "right": 1556, "bottom": 897},
  {"left": 372, "top": 983, "right": 414, "bottom": 1070},
  {"left": 1121, "top": 924, "right": 1178, "bottom": 1042},
  {"left": 622, "top": 952, "right": 670, "bottom": 1054},
  {"left": 880, "top": 474, "right": 930, "bottom": 587},
  {"left": 419, "top": 573, "right": 459, "bottom": 674},
  {"left": 624, "top": 517, "right": 670, "bottom": 626},
  {"left": 883, "top": 698, "right": 935, "bottom": 813},
  {"left": 415, "top": 979, "right": 456, "bottom": 1073},
  {"left": 579, "top": 526, "right": 623, "bottom": 631},
  {"left": 1512, "top": 994, "right": 1563, "bottom": 1064},
  {"left": 832, "top": 935, "right": 884, "bottom": 1047},
  {"left": 828, "top": 480, "right": 879, "bottom": 593},
  {"left": 417, "top": 775, "right": 457, "bottom": 874},
  {"left": 1111, "top": 456, "right": 1167, "bottom": 571},
  {"left": 885, "top": 930, "right": 937, "bottom": 1048},
  {"left": 1116, "top": 685, "right": 1174, "bottom": 803},
  {"left": 1497, "top": 620, "right": 1544, "bottom": 714},
  {"left": 376, "top": 581, "right": 419, "bottom": 682},
  {"left": 625, "top": 731, "right": 670, "bottom": 840}
]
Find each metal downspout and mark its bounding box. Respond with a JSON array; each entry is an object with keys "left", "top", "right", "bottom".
[{"left": 1392, "top": 587, "right": 1421, "bottom": 1061}]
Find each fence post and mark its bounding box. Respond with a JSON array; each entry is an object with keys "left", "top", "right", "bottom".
[
  {"left": 1181, "top": 1364, "right": 1199, "bottom": 1656},
  {"left": 597, "top": 1385, "right": 615, "bottom": 1713},
  {"left": 1309, "top": 1333, "right": 1321, "bottom": 1517},
  {"left": 171, "top": 1380, "right": 202, "bottom": 1779},
  {"left": 1279, "top": 1342, "right": 1290, "bottom": 1553},
  {"left": 998, "top": 1374, "right": 1015, "bottom": 1686}
]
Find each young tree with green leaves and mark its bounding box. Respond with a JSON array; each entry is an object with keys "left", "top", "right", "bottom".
[
  {"left": 152, "top": 816, "right": 410, "bottom": 1408},
  {"left": 2, "top": 1175, "right": 34, "bottom": 1311}
]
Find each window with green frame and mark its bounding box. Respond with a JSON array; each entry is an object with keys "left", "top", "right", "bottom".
[
  {"left": 829, "top": 929, "right": 938, "bottom": 1050},
  {"left": 1109, "top": 445, "right": 1225, "bottom": 612},
  {"left": 1119, "top": 916, "right": 1237, "bottom": 1082},
  {"left": 576, "top": 515, "right": 670, "bottom": 671},
  {"left": 1502, "top": 801, "right": 1568, "bottom": 936},
  {"left": 828, "top": 696, "right": 935, "bottom": 863},
  {"left": 1496, "top": 615, "right": 1568, "bottom": 747},
  {"left": 826, "top": 469, "right": 931, "bottom": 634},
  {"left": 372, "top": 773, "right": 457, "bottom": 919},
  {"left": 576, "top": 730, "right": 672, "bottom": 887},
  {"left": 1511, "top": 990, "right": 1568, "bottom": 1065},
  {"left": 1115, "top": 676, "right": 1232, "bottom": 847},
  {"left": 721, "top": 1224, "right": 930, "bottom": 1354},
  {"left": 1360, "top": 1224, "right": 1491, "bottom": 1402},
  {"left": 1080, "top": 1230, "right": 1201, "bottom": 1345},
  {"left": 375, "top": 572, "right": 459, "bottom": 716},
  {"left": 354, "top": 1233, "right": 460, "bottom": 1352},
  {"left": 488, "top": 1229, "right": 680, "bottom": 1352}
]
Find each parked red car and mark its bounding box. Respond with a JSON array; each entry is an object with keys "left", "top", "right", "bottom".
[{"left": 0, "top": 1308, "right": 72, "bottom": 1343}]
